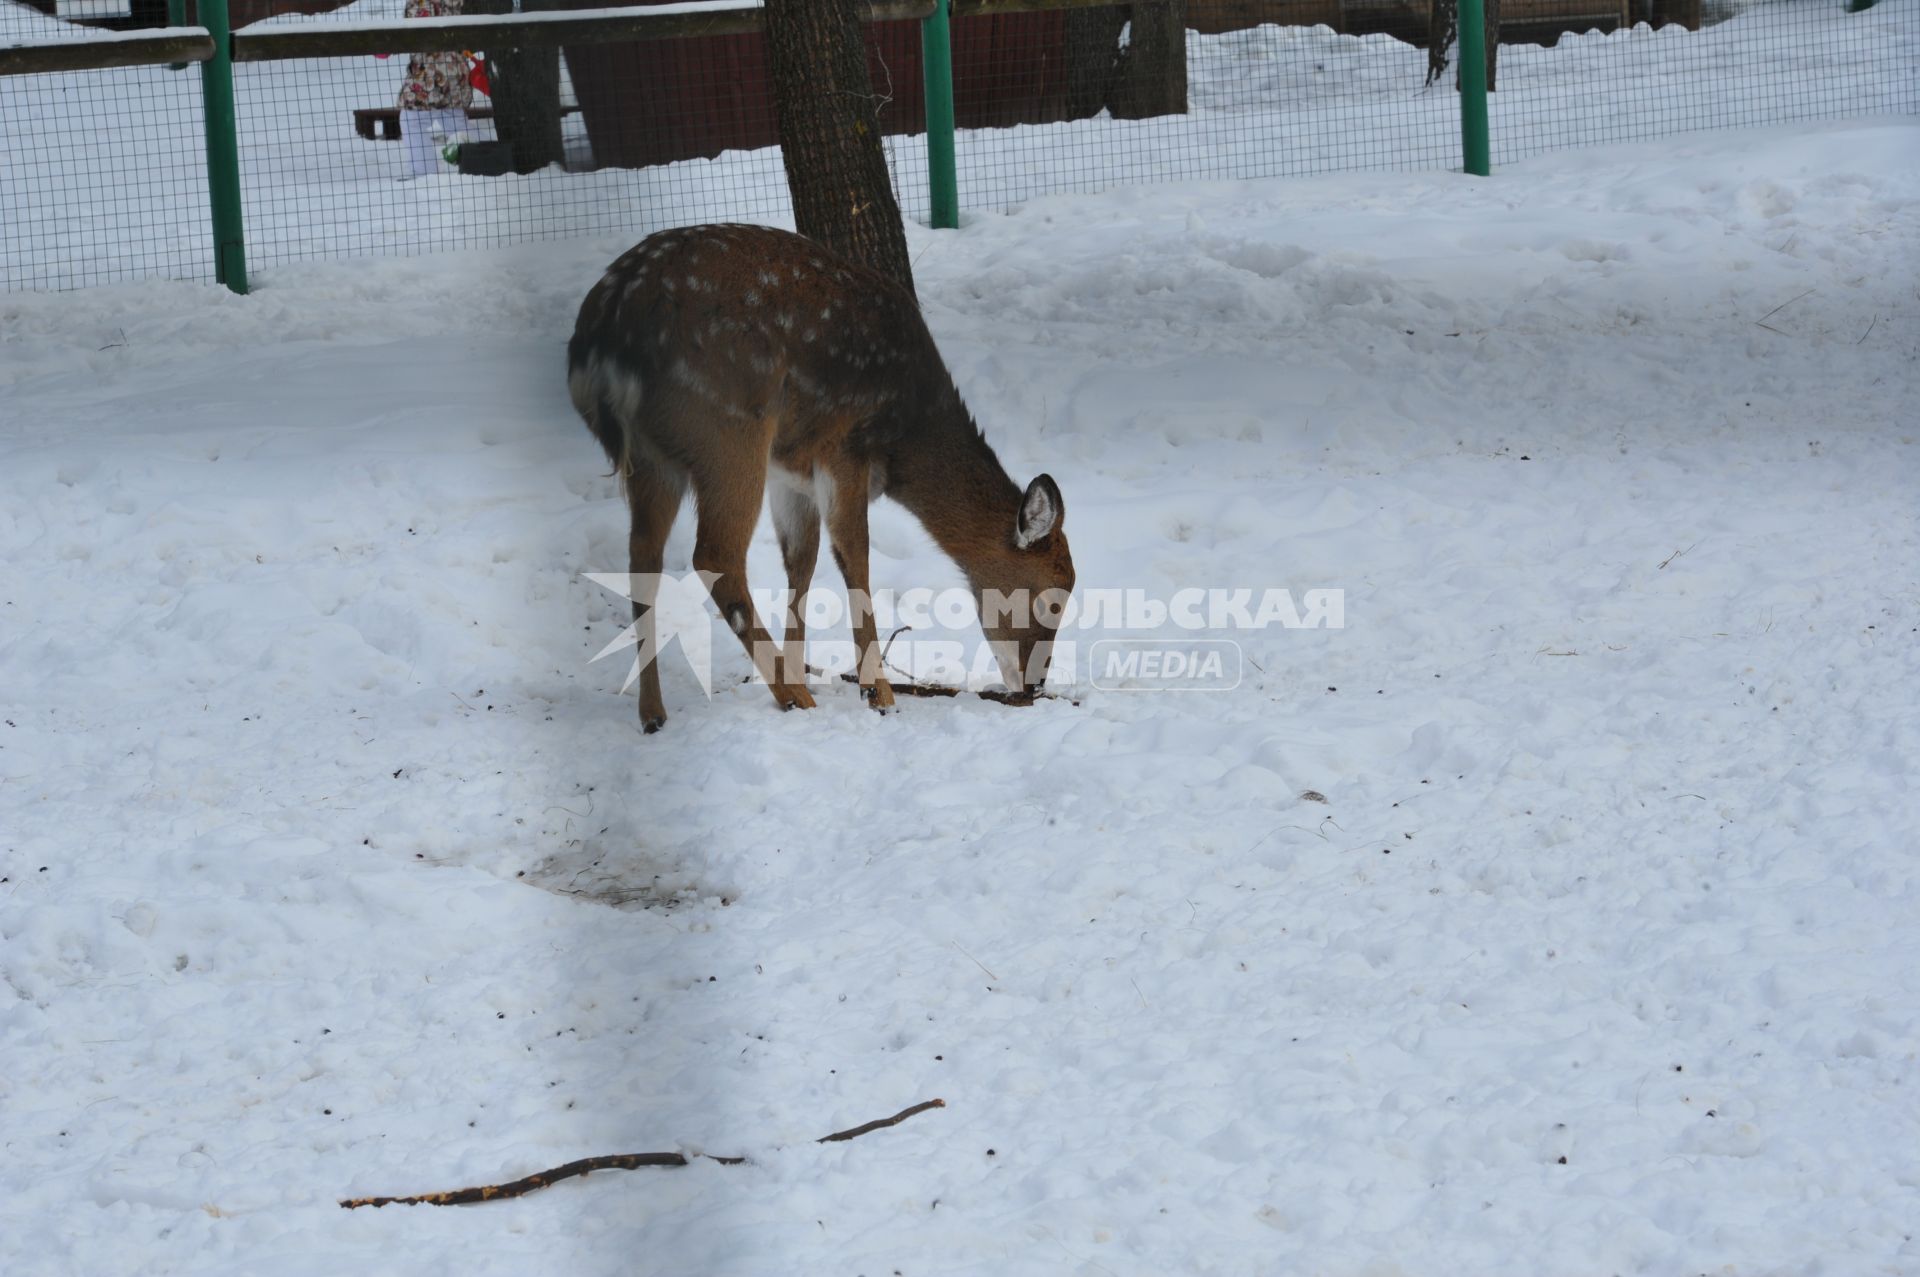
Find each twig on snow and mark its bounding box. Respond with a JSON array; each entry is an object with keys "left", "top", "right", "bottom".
[
  {"left": 836, "top": 670, "right": 1067, "bottom": 707},
  {"left": 1659, "top": 541, "right": 1699, "bottom": 570},
  {"left": 339, "top": 1099, "right": 945, "bottom": 1209},
  {"left": 1753, "top": 288, "right": 1815, "bottom": 334}
]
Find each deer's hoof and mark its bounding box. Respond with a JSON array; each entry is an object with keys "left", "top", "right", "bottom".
[
  {"left": 641, "top": 714, "right": 667, "bottom": 734},
  {"left": 864, "top": 678, "right": 896, "bottom": 711},
  {"left": 775, "top": 683, "right": 817, "bottom": 712}
]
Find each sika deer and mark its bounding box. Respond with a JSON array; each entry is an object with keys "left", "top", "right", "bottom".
[{"left": 569, "top": 223, "right": 1075, "bottom": 732}]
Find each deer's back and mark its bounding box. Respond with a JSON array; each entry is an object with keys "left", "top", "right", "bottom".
[{"left": 570, "top": 224, "right": 949, "bottom": 476}]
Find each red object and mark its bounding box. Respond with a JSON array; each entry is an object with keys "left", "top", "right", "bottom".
[{"left": 467, "top": 52, "right": 490, "bottom": 97}]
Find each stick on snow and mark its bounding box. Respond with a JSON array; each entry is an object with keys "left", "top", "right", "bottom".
[{"left": 339, "top": 1099, "right": 946, "bottom": 1208}]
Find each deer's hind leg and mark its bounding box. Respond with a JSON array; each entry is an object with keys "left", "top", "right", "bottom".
[
  {"left": 685, "top": 429, "right": 817, "bottom": 715},
  {"left": 624, "top": 453, "right": 685, "bottom": 734}
]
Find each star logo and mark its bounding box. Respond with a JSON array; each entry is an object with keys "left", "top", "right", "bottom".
[{"left": 583, "top": 571, "right": 722, "bottom": 697}]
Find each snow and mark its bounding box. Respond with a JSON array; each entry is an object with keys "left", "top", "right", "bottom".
[{"left": 3, "top": 4, "right": 1919, "bottom": 1274}]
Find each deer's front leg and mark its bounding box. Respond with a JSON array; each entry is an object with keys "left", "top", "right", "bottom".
[
  {"left": 769, "top": 475, "right": 821, "bottom": 695},
  {"left": 823, "top": 463, "right": 894, "bottom": 712}
]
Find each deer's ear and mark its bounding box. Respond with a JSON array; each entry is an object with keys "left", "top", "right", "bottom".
[{"left": 1015, "top": 474, "right": 1063, "bottom": 549}]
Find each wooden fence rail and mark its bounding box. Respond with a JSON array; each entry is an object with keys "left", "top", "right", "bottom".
[{"left": 0, "top": 29, "right": 213, "bottom": 75}]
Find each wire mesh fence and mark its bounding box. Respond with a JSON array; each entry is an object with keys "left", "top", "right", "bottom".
[
  {"left": 3, "top": 0, "right": 1915, "bottom": 292},
  {"left": 222, "top": 3, "right": 816, "bottom": 272},
  {"left": 0, "top": 11, "right": 214, "bottom": 289},
  {"left": 1483, "top": 0, "right": 1917, "bottom": 164}
]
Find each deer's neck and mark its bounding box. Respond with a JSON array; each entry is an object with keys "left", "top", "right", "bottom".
[{"left": 884, "top": 395, "right": 1022, "bottom": 585}]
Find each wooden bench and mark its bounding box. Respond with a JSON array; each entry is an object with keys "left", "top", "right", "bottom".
[{"left": 353, "top": 104, "right": 579, "bottom": 141}]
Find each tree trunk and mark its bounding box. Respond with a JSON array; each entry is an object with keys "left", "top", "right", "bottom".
[
  {"left": 1064, "top": 7, "right": 1126, "bottom": 120},
  {"left": 1065, "top": 3, "right": 1188, "bottom": 121},
  {"left": 764, "top": 0, "right": 915, "bottom": 292},
  {"left": 1426, "top": 0, "right": 1498, "bottom": 93},
  {"left": 1426, "top": 0, "right": 1454, "bottom": 87},
  {"left": 488, "top": 46, "right": 565, "bottom": 172},
  {"left": 1113, "top": 1, "right": 1188, "bottom": 120},
  {"left": 1483, "top": 0, "right": 1499, "bottom": 93},
  {"left": 470, "top": 0, "right": 566, "bottom": 174}
]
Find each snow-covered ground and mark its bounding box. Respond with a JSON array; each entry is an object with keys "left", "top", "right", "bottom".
[
  {"left": 2, "top": 109, "right": 1916, "bottom": 1272},
  {"left": 5, "top": 0, "right": 1920, "bottom": 1269}
]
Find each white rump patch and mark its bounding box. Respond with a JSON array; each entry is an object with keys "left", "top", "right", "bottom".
[{"left": 603, "top": 362, "right": 644, "bottom": 421}]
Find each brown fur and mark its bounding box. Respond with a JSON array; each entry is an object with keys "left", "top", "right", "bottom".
[{"left": 570, "top": 223, "right": 1074, "bottom": 731}]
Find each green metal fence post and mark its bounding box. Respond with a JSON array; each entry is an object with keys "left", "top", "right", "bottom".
[
  {"left": 197, "top": 0, "right": 249, "bottom": 293},
  {"left": 1458, "top": 0, "right": 1490, "bottom": 177},
  {"left": 921, "top": 0, "right": 959, "bottom": 229}
]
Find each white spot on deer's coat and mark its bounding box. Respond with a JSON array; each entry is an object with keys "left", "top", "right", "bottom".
[
  {"left": 745, "top": 289, "right": 761, "bottom": 306},
  {"left": 802, "top": 329, "right": 817, "bottom": 344},
  {"left": 820, "top": 307, "right": 832, "bottom": 321},
  {"left": 777, "top": 312, "right": 796, "bottom": 332},
  {"left": 787, "top": 365, "right": 824, "bottom": 397},
  {"left": 758, "top": 271, "right": 780, "bottom": 288},
  {"left": 670, "top": 359, "right": 749, "bottom": 418}
]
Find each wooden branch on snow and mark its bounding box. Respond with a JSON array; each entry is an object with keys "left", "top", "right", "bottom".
[
  {"left": 836, "top": 671, "right": 1068, "bottom": 707},
  {"left": 339, "top": 1099, "right": 945, "bottom": 1209}
]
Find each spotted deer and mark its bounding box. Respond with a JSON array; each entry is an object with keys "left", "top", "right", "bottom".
[{"left": 569, "top": 223, "right": 1075, "bottom": 732}]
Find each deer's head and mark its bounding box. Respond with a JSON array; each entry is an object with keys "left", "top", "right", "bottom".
[{"left": 976, "top": 474, "right": 1074, "bottom": 695}]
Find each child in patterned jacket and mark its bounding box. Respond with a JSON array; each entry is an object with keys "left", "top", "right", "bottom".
[{"left": 395, "top": 0, "right": 474, "bottom": 179}]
